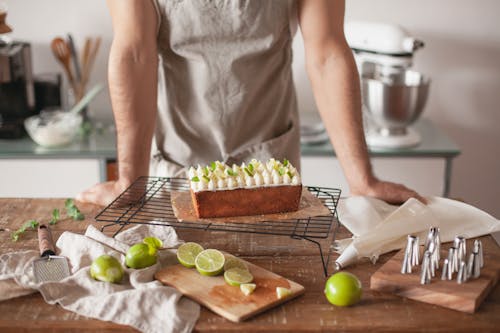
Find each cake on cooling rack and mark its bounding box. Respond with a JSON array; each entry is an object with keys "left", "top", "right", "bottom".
[{"left": 188, "top": 158, "right": 302, "bottom": 218}]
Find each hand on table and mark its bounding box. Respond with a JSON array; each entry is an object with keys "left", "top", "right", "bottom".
[
  {"left": 76, "top": 180, "right": 131, "bottom": 207},
  {"left": 351, "top": 179, "right": 427, "bottom": 205}
]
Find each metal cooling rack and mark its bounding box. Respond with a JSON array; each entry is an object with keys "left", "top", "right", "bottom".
[{"left": 95, "top": 176, "right": 341, "bottom": 275}]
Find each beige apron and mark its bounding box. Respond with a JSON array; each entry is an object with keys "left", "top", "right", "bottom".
[{"left": 150, "top": 0, "right": 300, "bottom": 177}]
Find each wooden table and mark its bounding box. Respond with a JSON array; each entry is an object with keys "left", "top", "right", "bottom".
[{"left": 0, "top": 198, "right": 499, "bottom": 332}]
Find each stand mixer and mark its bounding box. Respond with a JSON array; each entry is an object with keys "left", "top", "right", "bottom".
[{"left": 345, "top": 21, "right": 430, "bottom": 148}]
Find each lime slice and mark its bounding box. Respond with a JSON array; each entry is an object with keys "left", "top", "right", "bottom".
[
  {"left": 143, "top": 237, "right": 163, "bottom": 250},
  {"left": 276, "top": 287, "right": 292, "bottom": 299},
  {"left": 224, "top": 268, "right": 254, "bottom": 287},
  {"left": 195, "top": 249, "right": 225, "bottom": 276},
  {"left": 224, "top": 255, "right": 248, "bottom": 272},
  {"left": 177, "top": 242, "right": 204, "bottom": 268},
  {"left": 240, "top": 283, "right": 257, "bottom": 296}
]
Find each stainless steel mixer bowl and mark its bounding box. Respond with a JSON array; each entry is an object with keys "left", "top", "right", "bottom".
[{"left": 361, "top": 70, "right": 430, "bottom": 135}]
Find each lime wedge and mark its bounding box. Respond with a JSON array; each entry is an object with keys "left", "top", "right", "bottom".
[
  {"left": 195, "top": 249, "right": 225, "bottom": 276},
  {"left": 177, "top": 242, "right": 204, "bottom": 268},
  {"left": 224, "top": 255, "right": 248, "bottom": 272},
  {"left": 240, "top": 283, "right": 257, "bottom": 296},
  {"left": 276, "top": 287, "right": 292, "bottom": 299},
  {"left": 143, "top": 237, "right": 163, "bottom": 250},
  {"left": 224, "top": 268, "right": 254, "bottom": 287}
]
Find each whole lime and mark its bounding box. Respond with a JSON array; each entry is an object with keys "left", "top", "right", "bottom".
[
  {"left": 324, "top": 272, "right": 362, "bottom": 306},
  {"left": 90, "top": 254, "right": 124, "bottom": 283},
  {"left": 125, "top": 243, "right": 157, "bottom": 269}
]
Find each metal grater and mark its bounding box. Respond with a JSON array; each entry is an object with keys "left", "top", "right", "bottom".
[
  {"left": 33, "top": 255, "right": 70, "bottom": 283},
  {"left": 32, "top": 225, "right": 70, "bottom": 283}
]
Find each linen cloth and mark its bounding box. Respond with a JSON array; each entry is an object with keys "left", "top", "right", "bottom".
[
  {"left": 334, "top": 196, "right": 500, "bottom": 268},
  {"left": 0, "top": 224, "right": 200, "bottom": 333}
]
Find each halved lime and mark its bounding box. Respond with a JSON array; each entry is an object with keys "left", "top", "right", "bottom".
[
  {"left": 276, "top": 287, "right": 292, "bottom": 299},
  {"left": 224, "top": 255, "right": 248, "bottom": 272},
  {"left": 177, "top": 242, "right": 204, "bottom": 268},
  {"left": 195, "top": 249, "right": 225, "bottom": 276},
  {"left": 143, "top": 237, "right": 163, "bottom": 250},
  {"left": 240, "top": 283, "right": 257, "bottom": 296},
  {"left": 224, "top": 268, "right": 254, "bottom": 287}
]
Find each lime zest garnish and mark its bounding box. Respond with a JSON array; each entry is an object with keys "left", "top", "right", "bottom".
[
  {"left": 287, "top": 171, "right": 293, "bottom": 178},
  {"left": 248, "top": 163, "right": 254, "bottom": 173},
  {"left": 226, "top": 169, "right": 237, "bottom": 177},
  {"left": 203, "top": 166, "right": 210, "bottom": 176},
  {"left": 278, "top": 167, "right": 286, "bottom": 176},
  {"left": 243, "top": 167, "right": 253, "bottom": 177},
  {"left": 210, "top": 161, "right": 217, "bottom": 171},
  {"left": 283, "top": 158, "right": 289, "bottom": 166},
  {"left": 202, "top": 175, "right": 210, "bottom": 182},
  {"left": 191, "top": 176, "right": 200, "bottom": 182}
]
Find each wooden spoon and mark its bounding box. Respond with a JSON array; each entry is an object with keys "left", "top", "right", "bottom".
[{"left": 51, "top": 37, "right": 78, "bottom": 95}]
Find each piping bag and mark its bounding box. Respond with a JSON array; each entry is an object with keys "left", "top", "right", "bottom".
[{"left": 334, "top": 197, "right": 500, "bottom": 269}]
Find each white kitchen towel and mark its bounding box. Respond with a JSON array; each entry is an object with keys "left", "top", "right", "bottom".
[
  {"left": 0, "top": 224, "right": 200, "bottom": 333},
  {"left": 334, "top": 196, "right": 500, "bottom": 268}
]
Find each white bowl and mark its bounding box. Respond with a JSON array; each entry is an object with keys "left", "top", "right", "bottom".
[{"left": 24, "top": 110, "right": 83, "bottom": 147}]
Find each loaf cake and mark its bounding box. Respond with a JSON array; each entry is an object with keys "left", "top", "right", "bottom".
[{"left": 187, "top": 158, "right": 302, "bottom": 218}]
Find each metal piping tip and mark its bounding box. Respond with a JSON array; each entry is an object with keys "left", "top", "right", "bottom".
[
  {"left": 454, "top": 236, "right": 467, "bottom": 262},
  {"left": 457, "top": 260, "right": 468, "bottom": 284},
  {"left": 473, "top": 239, "right": 484, "bottom": 268},
  {"left": 441, "top": 258, "right": 450, "bottom": 280},
  {"left": 420, "top": 250, "right": 432, "bottom": 285}
]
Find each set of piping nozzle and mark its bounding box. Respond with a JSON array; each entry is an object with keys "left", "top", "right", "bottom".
[{"left": 401, "top": 227, "right": 484, "bottom": 285}]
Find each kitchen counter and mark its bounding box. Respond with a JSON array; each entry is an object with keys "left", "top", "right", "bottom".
[
  {"left": 301, "top": 118, "right": 460, "bottom": 158},
  {"left": 0, "top": 118, "right": 459, "bottom": 159},
  {"left": 0, "top": 128, "right": 117, "bottom": 159},
  {"left": 0, "top": 198, "right": 498, "bottom": 332}
]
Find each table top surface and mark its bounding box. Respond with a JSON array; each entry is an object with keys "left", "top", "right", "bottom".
[
  {"left": 0, "top": 118, "right": 460, "bottom": 160},
  {"left": 0, "top": 198, "right": 497, "bottom": 333}
]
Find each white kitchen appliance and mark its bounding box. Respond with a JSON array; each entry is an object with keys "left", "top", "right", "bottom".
[{"left": 345, "top": 21, "right": 430, "bottom": 148}]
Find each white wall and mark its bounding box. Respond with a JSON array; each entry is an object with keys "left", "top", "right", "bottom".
[
  {"left": 295, "top": 0, "right": 500, "bottom": 217},
  {"left": 3, "top": 0, "right": 500, "bottom": 217}
]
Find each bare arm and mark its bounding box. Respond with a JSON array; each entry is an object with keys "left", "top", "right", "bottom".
[
  {"left": 78, "top": 0, "right": 158, "bottom": 205},
  {"left": 298, "top": 0, "right": 424, "bottom": 203}
]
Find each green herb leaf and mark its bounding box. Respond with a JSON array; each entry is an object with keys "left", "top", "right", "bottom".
[
  {"left": 248, "top": 163, "right": 254, "bottom": 173},
  {"left": 65, "top": 198, "right": 74, "bottom": 209},
  {"left": 226, "top": 169, "right": 237, "bottom": 176},
  {"left": 210, "top": 161, "right": 216, "bottom": 171},
  {"left": 11, "top": 220, "right": 39, "bottom": 242},
  {"left": 202, "top": 175, "right": 210, "bottom": 182},
  {"left": 283, "top": 159, "right": 289, "bottom": 167},
  {"left": 28, "top": 220, "right": 39, "bottom": 229},
  {"left": 191, "top": 176, "right": 200, "bottom": 182},
  {"left": 49, "top": 208, "right": 60, "bottom": 225},
  {"left": 65, "top": 200, "right": 85, "bottom": 221},
  {"left": 11, "top": 231, "right": 20, "bottom": 242},
  {"left": 278, "top": 167, "right": 286, "bottom": 176}
]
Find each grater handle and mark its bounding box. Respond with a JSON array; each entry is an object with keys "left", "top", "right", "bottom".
[{"left": 38, "top": 225, "right": 56, "bottom": 257}]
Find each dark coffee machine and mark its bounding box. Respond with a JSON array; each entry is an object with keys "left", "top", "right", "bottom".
[
  {"left": 0, "top": 40, "right": 61, "bottom": 138},
  {"left": 0, "top": 40, "right": 35, "bottom": 138}
]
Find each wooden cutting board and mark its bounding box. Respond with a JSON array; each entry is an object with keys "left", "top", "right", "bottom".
[
  {"left": 371, "top": 246, "right": 500, "bottom": 313},
  {"left": 155, "top": 257, "right": 305, "bottom": 322}
]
